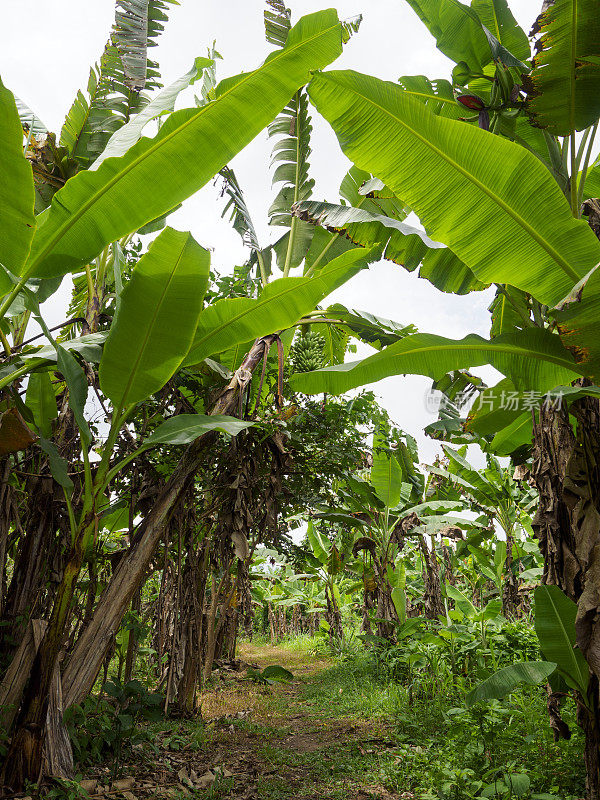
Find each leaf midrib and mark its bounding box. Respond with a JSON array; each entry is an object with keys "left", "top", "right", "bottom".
[
  {"left": 368, "top": 338, "right": 582, "bottom": 373},
  {"left": 188, "top": 256, "right": 360, "bottom": 361},
  {"left": 26, "top": 18, "right": 340, "bottom": 280},
  {"left": 546, "top": 589, "right": 588, "bottom": 690},
  {"left": 116, "top": 236, "right": 188, "bottom": 409},
  {"left": 315, "top": 73, "right": 581, "bottom": 285}
]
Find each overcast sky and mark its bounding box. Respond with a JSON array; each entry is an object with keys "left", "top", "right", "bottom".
[{"left": 1, "top": 0, "right": 544, "bottom": 462}]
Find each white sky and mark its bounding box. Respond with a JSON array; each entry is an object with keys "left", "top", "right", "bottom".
[{"left": 1, "top": 0, "right": 544, "bottom": 462}]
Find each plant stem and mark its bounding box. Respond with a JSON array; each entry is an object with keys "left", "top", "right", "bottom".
[
  {"left": 570, "top": 130, "right": 579, "bottom": 216},
  {"left": 578, "top": 122, "right": 599, "bottom": 208}
]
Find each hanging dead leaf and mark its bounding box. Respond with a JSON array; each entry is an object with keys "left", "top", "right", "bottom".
[
  {"left": 231, "top": 530, "right": 249, "bottom": 560},
  {"left": 0, "top": 407, "right": 37, "bottom": 455}
]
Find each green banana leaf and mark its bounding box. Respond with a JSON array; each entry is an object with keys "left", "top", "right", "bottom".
[
  {"left": 535, "top": 585, "right": 590, "bottom": 698},
  {"left": 25, "top": 371, "right": 57, "bottom": 438},
  {"left": 307, "top": 519, "right": 330, "bottom": 565},
  {"left": 391, "top": 587, "right": 407, "bottom": 624},
  {"left": 489, "top": 412, "right": 533, "bottom": 457},
  {"left": 307, "top": 70, "right": 600, "bottom": 307},
  {"left": 397, "top": 75, "right": 463, "bottom": 120},
  {"left": 489, "top": 286, "right": 530, "bottom": 338},
  {"left": 404, "top": 0, "right": 497, "bottom": 73},
  {"left": 142, "top": 414, "right": 254, "bottom": 446},
  {"left": 464, "top": 378, "right": 521, "bottom": 436},
  {"left": 371, "top": 445, "right": 403, "bottom": 509},
  {"left": 446, "top": 584, "right": 477, "bottom": 618},
  {"left": 290, "top": 329, "right": 582, "bottom": 396},
  {"left": 0, "top": 79, "right": 36, "bottom": 280},
  {"left": 56, "top": 345, "right": 92, "bottom": 446},
  {"left": 526, "top": 0, "right": 600, "bottom": 135},
  {"left": 294, "top": 201, "right": 486, "bottom": 294},
  {"left": 183, "top": 246, "right": 378, "bottom": 367},
  {"left": 20, "top": 11, "right": 343, "bottom": 282},
  {"left": 100, "top": 228, "right": 210, "bottom": 409},
  {"left": 92, "top": 56, "right": 214, "bottom": 168},
  {"left": 466, "top": 660, "right": 557, "bottom": 707},
  {"left": 470, "top": 0, "right": 530, "bottom": 62},
  {"left": 326, "top": 304, "right": 416, "bottom": 350}
]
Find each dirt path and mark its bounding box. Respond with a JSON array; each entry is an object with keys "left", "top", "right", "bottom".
[{"left": 81, "top": 642, "right": 402, "bottom": 800}]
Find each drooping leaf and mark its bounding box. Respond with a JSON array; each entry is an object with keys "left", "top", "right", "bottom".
[
  {"left": 552, "top": 266, "right": 600, "bottom": 381},
  {"left": 294, "top": 201, "right": 486, "bottom": 294},
  {"left": 307, "top": 70, "right": 600, "bottom": 306},
  {"left": 489, "top": 285, "right": 530, "bottom": 338},
  {"left": 183, "top": 246, "right": 379, "bottom": 367},
  {"left": 290, "top": 329, "right": 582, "bottom": 396},
  {"left": 100, "top": 228, "right": 210, "bottom": 409},
  {"left": 466, "top": 661, "right": 557, "bottom": 707},
  {"left": 535, "top": 585, "right": 590, "bottom": 697},
  {"left": 464, "top": 377, "right": 523, "bottom": 436},
  {"left": 326, "top": 304, "right": 416, "bottom": 350},
  {"left": 471, "top": 0, "right": 530, "bottom": 62},
  {"left": 220, "top": 166, "right": 262, "bottom": 252},
  {"left": 142, "top": 414, "right": 254, "bottom": 446},
  {"left": 25, "top": 371, "right": 57, "bottom": 439},
  {"left": 38, "top": 437, "right": 73, "bottom": 493},
  {"left": 307, "top": 519, "right": 330, "bottom": 564},
  {"left": 526, "top": 0, "right": 600, "bottom": 135},
  {"left": 0, "top": 78, "right": 36, "bottom": 280},
  {"left": 371, "top": 442, "right": 403, "bottom": 509},
  {"left": 92, "top": 56, "right": 213, "bottom": 168},
  {"left": 26, "top": 11, "right": 344, "bottom": 280},
  {"left": 404, "top": 0, "right": 495, "bottom": 73},
  {"left": 56, "top": 345, "right": 91, "bottom": 446},
  {"left": 489, "top": 412, "right": 533, "bottom": 457}
]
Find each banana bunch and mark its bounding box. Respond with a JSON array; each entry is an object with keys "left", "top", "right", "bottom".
[{"left": 289, "top": 330, "right": 326, "bottom": 373}]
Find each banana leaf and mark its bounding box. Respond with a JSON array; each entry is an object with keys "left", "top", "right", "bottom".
[
  {"left": 307, "top": 70, "right": 600, "bottom": 307},
  {"left": 290, "top": 329, "right": 583, "bottom": 396},
  {"left": 20, "top": 11, "right": 344, "bottom": 282},
  {"left": 100, "top": 228, "right": 210, "bottom": 409}
]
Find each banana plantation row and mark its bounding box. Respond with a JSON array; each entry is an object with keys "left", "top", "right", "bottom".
[{"left": 1, "top": 0, "right": 600, "bottom": 797}]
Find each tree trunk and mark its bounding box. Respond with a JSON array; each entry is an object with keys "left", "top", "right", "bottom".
[
  {"left": 531, "top": 395, "right": 600, "bottom": 799},
  {"left": 502, "top": 531, "right": 520, "bottom": 618},
  {"left": 2, "top": 336, "right": 276, "bottom": 788},
  {"left": 325, "top": 585, "right": 343, "bottom": 643},
  {"left": 419, "top": 534, "right": 444, "bottom": 619},
  {"left": 123, "top": 588, "right": 141, "bottom": 685},
  {"left": 61, "top": 336, "right": 275, "bottom": 710}
]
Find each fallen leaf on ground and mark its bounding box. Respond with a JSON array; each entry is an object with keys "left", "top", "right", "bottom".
[{"left": 112, "top": 777, "right": 135, "bottom": 791}]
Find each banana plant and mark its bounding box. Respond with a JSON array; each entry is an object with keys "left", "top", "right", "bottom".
[
  {"left": 285, "top": 0, "right": 600, "bottom": 790},
  {"left": 429, "top": 444, "right": 537, "bottom": 616},
  {"left": 316, "top": 429, "right": 482, "bottom": 634},
  {"left": 0, "top": 6, "right": 354, "bottom": 786}
]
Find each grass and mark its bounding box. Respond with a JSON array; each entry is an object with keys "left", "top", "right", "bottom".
[{"left": 66, "top": 634, "right": 587, "bottom": 800}]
